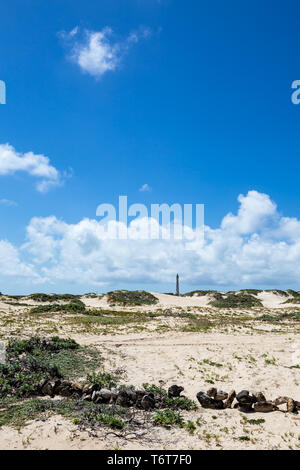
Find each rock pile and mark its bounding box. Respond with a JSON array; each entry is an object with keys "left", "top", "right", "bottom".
[
  {"left": 39, "top": 379, "right": 300, "bottom": 414},
  {"left": 39, "top": 380, "right": 186, "bottom": 410},
  {"left": 197, "top": 387, "right": 300, "bottom": 413}
]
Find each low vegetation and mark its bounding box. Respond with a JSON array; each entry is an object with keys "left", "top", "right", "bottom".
[
  {"left": 0, "top": 336, "right": 101, "bottom": 398},
  {"left": 107, "top": 290, "right": 158, "bottom": 306},
  {"left": 209, "top": 293, "right": 262, "bottom": 308}
]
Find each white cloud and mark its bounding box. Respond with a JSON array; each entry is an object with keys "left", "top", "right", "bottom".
[
  {"left": 3, "top": 190, "right": 300, "bottom": 291},
  {"left": 0, "top": 143, "right": 64, "bottom": 192},
  {"left": 61, "top": 26, "right": 151, "bottom": 78},
  {"left": 139, "top": 183, "right": 151, "bottom": 192},
  {"left": 0, "top": 198, "right": 17, "bottom": 207}
]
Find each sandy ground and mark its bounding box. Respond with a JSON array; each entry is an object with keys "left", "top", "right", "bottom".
[{"left": 0, "top": 291, "right": 299, "bottom": 450}]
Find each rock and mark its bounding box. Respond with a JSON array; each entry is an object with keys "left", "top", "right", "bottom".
[
  {"left": 41, "top": 381, "right": 55, "bottom": 397},
  {"left": 168, "top": 385, "right": 184, "bottom": 398},
  {"left": 55, "top": 380, "right": 79, "bottom": 397},
  {"left": 70, "top": 381, "right": 83, "bottom": 394},
  {"left": 82, "top": 393, "right": 92, "bottom": 401},
  {"left": 99, "top": 388, "right": 112, "bottom": 403},
  {"left": 273, "top": 396, "right": 289, "bottom": 406},
  {"left": 196, "top": 391, "right": 224, "bottom": 409},
  {"left": 135, "top": 390, "right": 146, "bottom": 407},
  {"left": 141, "top": 394, "right": 155, "bottom": 410},
  {"left": 224, "top": 390, "right": 236, "bottom": 408},
  {"left": 236, "top": 390, "right": 256, "bottom": 405},
  {"left": 254, "top": 402, "right": 278, "bottom": 412},
  {"left": 215, "top": 390, "right": 228, "bottom": 401},
  {"left": 252, "top": 391, "right": 266, "bottom": 403},
  {"left": 116, "top": 388, "right": 137, "bottom": 407},
  {"left": 235, "top": 390, "right": 257, "bottom": 412},
  {"left": 82, "top": 384, "right": 91, "bottom": 394},
  {"left": 206, "top": 387, "right": 217, "bottom": 398},
  {"left": 287, "top": 398, "right": 296, "bottom": 413},
  {"left": 91, "top": 391, "right": 100, "bottom": 402}
]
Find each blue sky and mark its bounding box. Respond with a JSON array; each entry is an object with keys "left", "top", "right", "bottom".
[{"left": 1, "top": 0, "right": 300, "bottom": 294}]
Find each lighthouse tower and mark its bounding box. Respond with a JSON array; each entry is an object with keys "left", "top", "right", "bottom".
[{"left": 176, "top": 274, "right": 180, "bottom": 296}]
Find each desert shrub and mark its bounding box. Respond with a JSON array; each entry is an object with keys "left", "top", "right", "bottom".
[
  {"left": 0, "top": 336, "right": 101, "bottom": 398},
  {"left": 239, "top": 289, "right": 262, "bottom": 295},
  {"left": 107, "top": 290, "right": 158, "bottom": 306},
  {"left": 142, "top": 383, "right": 167, "bottom": 397},
  {"left": 166, "top": 397, "right": 197, "bottom": 411},
  {"left": 183, "top": 290, "right": 217, "bottom": 297},
  {"left": 154, "top": 409, "right": 184, "bottom": 427},
  {"left": 283, "top": 297, "right": 300, "bottom": 304},
  {"left": 209, "top": 293, "right": 262, "bottom": 308},
  {"left": 86, "top": 371, "right": 119, "bottom": 389},
  {"left": 29, "top": 300, "right": 86, "bottom": 314},
  {"left": 28, "top": 293, "right": 79, "bottom": 302}
]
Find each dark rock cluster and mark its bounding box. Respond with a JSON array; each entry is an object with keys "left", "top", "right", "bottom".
[
  {"left": 39, "top": 380, "right": 186, "bottom": 410},
  {"left": 38, "top": 378, "right": 300, "bottom": 415},
  {"left": 196, "top": 387, "right": 300, "bottom": 413}
]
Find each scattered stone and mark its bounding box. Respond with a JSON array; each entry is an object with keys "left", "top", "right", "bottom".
[
  {"left": 141, "top": 394, "right": 155, "bottom": 410},
  {"left": 206, "top": 387, "right": 217, "bottom": 398},
  {"left": 196, "top": 391, "right": 224, "bottom": 409},
  {"left": 224, "top": 390, "right": 236, "bottom": 408},
  {"left": 215, "top": 390, "right": 228, "bottom": 401},
  {"left": 168, "top": 385, "right": 184, "bottom": 398},
  {"left": 252, "top": 391, "right": 266, "bottom": 403},
  {"left": 273, "top": 396, "right": 289, "bottom": 406},
  {"left": 99, "top": 388, "right": 112, "bottom": 403},
  {"left": 41, "top": 380, "right": 55, "bottom": 397},
  {"left": 287, "top": 398, "right": 296, "bottom": 413},
  {"left": 236, "top": 390, "right": 256, "bottom": 412},
  {"left": 116, "top": 388, "right": 137, "bottom": 407},
  {"left": 254, "top": 402, "right": 278, "bottom": 412}
]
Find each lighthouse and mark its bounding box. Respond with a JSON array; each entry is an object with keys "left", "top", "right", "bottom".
[{"left": 176, "top": 274, "right": 180, "bottom": 296}]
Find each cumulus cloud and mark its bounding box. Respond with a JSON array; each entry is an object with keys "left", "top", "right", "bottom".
[
  {"left": 0, "top": 143, "right": 65, "bottom": 192},
  {"left": 2, "top": 190, "right": 300, "bottom": 291},
  {"left": 60, "top": 26, "right": 151, "bottom": 78}
]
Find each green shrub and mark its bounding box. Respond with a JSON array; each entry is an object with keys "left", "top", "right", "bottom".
[
  {"left": 142, "top": 383, "right": 167, "bottom": 396},
  {"left": 166, "top": 397, "right": 197, "bottom": 411},
  {"left": 28, "top": 293, "right": 79, "bottom": 302},
  {"left": 154, "top": 409, "right": 184, "bottom": 427},
  {"left": 86, "top": 371, "right": 118, "bottom": 389},
  {"left": 209, "top": 293, "right": 262, "bottom": 308},
  {"left": 107, "top": 290, "right": 158, "bottom": 306},
  {"left": 29, "top": 300, "right": 86, "bottom": 314}
]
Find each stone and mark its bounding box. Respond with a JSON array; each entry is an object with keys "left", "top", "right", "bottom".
[
  {"left": 254, "top": 402, "right": 278, "bottom": 413},
  {"left": 168, "top": 385, "right": 184, "bottom": 398},
  {"left": 215, "top": 390, "right": 228, "bottom": 401},
  {"left": 224, "top": 390, "right": 236, "bottom": 408},
  {"left": 141, "top": 394, "right": 155, "bottom": 410},
  {"left": 236, "top": 390, "right": 256, "bottom": 406},
  {"left": 116, "top": 388, "right": 137, "bottom": 407},
  {"left": 70, "top": 381, "right": 83, "bottom": 394},
  {"left": 196, "top": 391, "right": 224, "bottom": 409},
  {"left": 287, "top": 398, "right": 296, "bottom": 413},
  {"left": 273, "top": 396, "right": 289, "bottom": 406},
  {"left": 41, "top": 381, "right": 55, "bottom": 397},
  {"left": 99, "top": 388, "right": 112, "bottom": 403},
  {"left": 82, "top": 393, "right": 92, "bottom": 401},
  {"left": 206, "top": 387, "right": 217, "bottom": 398},
  {"left": 252, "top": 391, "right": 266, "bottom": 403}
]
